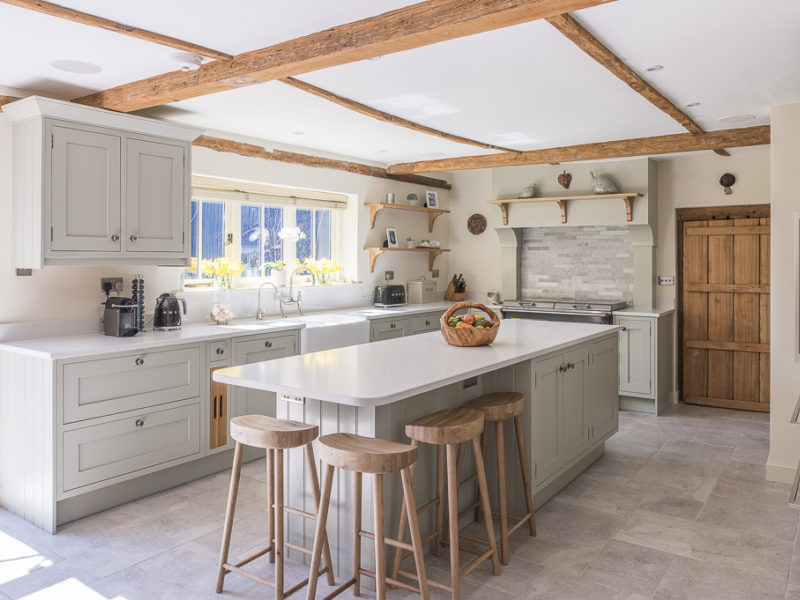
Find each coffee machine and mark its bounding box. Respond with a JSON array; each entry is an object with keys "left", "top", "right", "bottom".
[{"left": 103, "top": 297, "right": 139, "bottom": 337}]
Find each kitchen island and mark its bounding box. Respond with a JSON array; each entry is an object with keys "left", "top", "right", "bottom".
[{"left": 214, "top": 319, "right": 620, "bottom": 578}]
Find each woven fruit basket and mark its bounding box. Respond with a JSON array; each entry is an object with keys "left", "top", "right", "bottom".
[{"left": 440, "top": 301, "right": 500, "bottom": 347}]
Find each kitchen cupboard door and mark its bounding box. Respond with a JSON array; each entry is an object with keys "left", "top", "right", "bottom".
[
  {"left": 209, "top": 367, "right": 227, "bottom": 449},
  {"left": 531, "top": 354, "right": 563, "bottom": 485},
  {"left": 618, "top": 318, "right": 652, "bottom": 396},
  {"left": 561, "top": 347, "right": 590, "bottom": 464},
  {"left": 591, "top": 336, "right": 619, "bottom": 443},
  {"left": 125, "top": 138, "right": 186, "bottom": 253},
  {"left": 370, "top": 318, "right": 410, "bottom": 341},
  {"left": 231, "top": 333, "right": 298, "bottom": 417},
  {"left": 50, "top": 125, "right": 121, "bottom": 252}
]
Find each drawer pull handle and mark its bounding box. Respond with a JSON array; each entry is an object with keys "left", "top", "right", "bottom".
[
  {"left": 135, "top": 419, "right": 144, "bottom": 427},
  {"left": 135, "top": 358, "right": 144, "bottom": 366},
  {"left": 216, "top": 347, "right": 224, "bottom": 355},
  {"left": 110, "top": 234, "right": 119, "bottom": 242},
  {"left": 567, "top": 362, "right": 575, "bottom": 370},
  {"left": 559, "top": 365, "right": 566, "bottom": 373},
  {"left": 264, "top": 341, "right": 272, "bottom": 348},
  {"left": 620, "top": 326, "right": 627, "bottom": 331},
  {"left": 425, "top": 320, "right": 431, "bottom": 326},
  {"left": 390, "top": 323, "right": 396, "bottom": 329},
  {"left": 213, "top": 397, "right": 217, "bottom": 419},
  {"left": 130, "top": 234, "right": 138, "bottom": 242}
]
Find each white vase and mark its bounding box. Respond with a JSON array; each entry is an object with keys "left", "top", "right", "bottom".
[{"left": 407, "top": 240, "right": 415, "bottom": 248}]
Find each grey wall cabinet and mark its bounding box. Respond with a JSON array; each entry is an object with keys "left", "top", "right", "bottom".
[{"left": 5, "top": 96, "right": 200, "bottom": 268}]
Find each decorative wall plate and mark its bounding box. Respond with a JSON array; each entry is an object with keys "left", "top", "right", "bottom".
[{"left": 467, "top": 213, "right": 487, "bottom": 235}]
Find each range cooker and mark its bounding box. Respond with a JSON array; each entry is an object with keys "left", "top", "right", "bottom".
[{"left": 500, "top": 298, "right": 628, "bottom": 324}]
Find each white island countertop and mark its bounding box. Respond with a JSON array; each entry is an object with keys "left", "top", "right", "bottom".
[{"left": 214, "top": 319, "right": 619, "bottom": 407}]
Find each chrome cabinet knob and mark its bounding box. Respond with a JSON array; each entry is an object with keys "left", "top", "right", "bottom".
[
  {"left": 265, "top": 341, "right": 272, "bottom": 348},
  {"left": 620, "top": 326, "right": 627, "bottom": 331},
  {"left": 216, "top": 347, "right": 224, "bottom": 355},
  {"left": 110, "top": 234, "right": 119, "bottom": 242},
  {"left": 559, "top": 365, "right": 566, "bottom": 372},
  {"left": 135, "top": 419, "right": 144, "bottom": 427},
  {"left": 135, "top": 357, "right": 144, "bottom": 366},
  {"left": 390, "top": 323, "right": 396, "bottom": 329},
  {"left": 130, "top": 234, "right": 138, "bottom": 242}
]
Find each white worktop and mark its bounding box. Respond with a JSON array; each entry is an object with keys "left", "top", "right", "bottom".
[
  {"left": 214, "top": 319, "right": 619, "bottom": 408},
  {"left": 0, "top": 302, "right": 456, "bottom": 360},
  {"left": 614, "top": 306, "right": 675, "bottom": 318}
]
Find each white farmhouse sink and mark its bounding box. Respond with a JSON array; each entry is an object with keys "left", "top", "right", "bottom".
[{"left": 294, "top": 313, "right": 370, "bottom": 353}]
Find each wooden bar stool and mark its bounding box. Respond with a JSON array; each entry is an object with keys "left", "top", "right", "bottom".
[
  {"left": 465, "top": 392, "right": 536, "bottom": 565},
  {"left": 216, "top": 415, "right": 335, "bottom": 599},
  {"left": 306, "top": 433, "right": 429, "bottom": 600},
  {"left": 392, "top": 408, "right": 500, "bottom": 600}
]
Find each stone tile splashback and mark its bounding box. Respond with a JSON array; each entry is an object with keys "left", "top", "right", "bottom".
[{"left": 521, "top": 226, "right": 633, "bottom": 300}]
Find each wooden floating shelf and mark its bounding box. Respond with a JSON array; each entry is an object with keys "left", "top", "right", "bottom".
[
  {"left": 365, "top": 202, "right": 450, "bottom": 233},
  {"left": 363, "top": 247, "right": 450, "bottom": 273},
  {"left": 488, "top": 193, "right": 643, "bottom": 225}
]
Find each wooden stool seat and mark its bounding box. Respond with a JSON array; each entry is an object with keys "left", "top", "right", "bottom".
[
  {"left": 317, "top": 433, "right": 417, "bottom": 474},
  {"left": 464, "top": 392, "right": 524, "bottom": 422},
  {"left": 230, "top": 415, "right": 318, "bottom": 450},
  {"left": 405, "top": 407, "right": 484, "bottom": 446}
]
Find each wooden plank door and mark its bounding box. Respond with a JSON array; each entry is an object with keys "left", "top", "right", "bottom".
[
  {"left": 209, "top": 367, "right": 227, "bottom": 449},
  {"left": 681, "top": 212, "right": 770, "bottom": 412}
]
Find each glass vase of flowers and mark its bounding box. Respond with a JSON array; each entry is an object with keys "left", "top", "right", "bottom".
[
  {"left": 303, "top": 258, "right": 343, "bottom": 284},
  {"left": 201, "top": 258, "right": 243, "bottom": 324}
]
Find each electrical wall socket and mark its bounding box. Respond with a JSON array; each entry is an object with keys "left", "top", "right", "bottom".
[
  {"left": 431, "top": 269, "right": 440, "bottom": 278},
  {"left": 658, "top": 276, "right": 675, "bottom": 286},
  {"left": 280, "top": 394, "right": 305, "bottom": 405},
  {"left": 101, "top": 277, "right": 124, "bottom": 294},
  {"left": 384, "top": 270, "right": 394, "bottom": 281},
  {"left": 463, "top": 376, "right": 478, "bottom": 389}
]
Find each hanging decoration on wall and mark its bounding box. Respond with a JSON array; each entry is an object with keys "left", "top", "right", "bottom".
[
  {"left": 590, "top": 171, "right": 619, "bottom": 194},
  {"left": 557, "top": 170, "right": 572, "bottom": 190},
  {"left": 467, "top": 213, "right": 487, "bottom": 235},
  {"left": 719, "top": 172, "right": 736, "bottom": 195}
]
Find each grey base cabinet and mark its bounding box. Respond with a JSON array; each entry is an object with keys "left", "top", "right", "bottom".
[{"left": 369, "top": 310, "right": 442, "bottom": 341}]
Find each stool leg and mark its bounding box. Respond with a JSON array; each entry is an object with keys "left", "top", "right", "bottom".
[
  {"left": 275, "top": 448, "right": 284, "bottom": 600},
  {"left": 475, "top": 430, "right": 488, "bottom": 522},
  {"left": 373, "top": 473, "right": 387, "bottom": 600},
  {"left": 434, "top": 444, "right": 445, "bottom": 557},
  {"left": 216, "top": 441, "right": 243, "bottom": 593},
  {"left": 306, "top": 463, "right": 335, "bottom": 600},
  {"left": 495, "top": 421, "right": 509, "bottom": 565},
  {"left": 354, "top": 471, "right": 362, "bottom": 596},
  {"left": 391, "top": 440, "right": 420, "bottom": 580},
  {"left": 267, "top": 447, "right": 275, "bottom": 563},
  {"left": 445, "top": 443, "right": 460, "bottom": 600},
  {"left": 514, "top": 415, "right": 536, "bottom": 536},
  {"left": 304, "top": 443, "right": 336, "bottom": 586},
  {"left": 472, "top": 437, "right": 501, "bottom": 576},
  {"left": 401, "top": 466, "right": 430, "bottom": 600}
]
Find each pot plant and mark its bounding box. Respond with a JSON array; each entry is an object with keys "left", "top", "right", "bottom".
[
  {"left": 406, "top": 236, "right": 416, "bottom": 249},
  {"left": 407, "top": 193, "right": 419, "bottom": 207}
]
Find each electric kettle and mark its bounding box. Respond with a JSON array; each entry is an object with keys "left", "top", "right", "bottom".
[{"left": 153, "top": 293, "right": 187, "bottom": 330}]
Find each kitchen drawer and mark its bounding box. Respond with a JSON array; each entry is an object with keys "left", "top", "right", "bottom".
[
  {"left": 62, "top": 402, "right": 200, "bottom": 491},
  {"left": 63, "top": 346, "right": 201, "bottom": 423},
  {"left": 370, "top": 318, "right": 410, "bottom": 341},
  {"left": 208, "top": 340, "right": 229, "bottom": 363},
  {"left": 411, "top": 312, "right": 441, "bottom": 334}
]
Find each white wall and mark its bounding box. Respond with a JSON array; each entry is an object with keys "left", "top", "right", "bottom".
[
  {"left": 767, "top": 102, "right": 800, "bottom": 483},
  {"left": 0, "top": 121, "right": 450, "bottom": 324}
]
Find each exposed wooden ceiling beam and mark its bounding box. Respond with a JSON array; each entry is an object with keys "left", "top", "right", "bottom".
[
  {"left": 0, "top": 95, "right": 21, "bottom": 112},
  {"left": 0, "top": 0, "right": 232, "bottom": 60},
  {"left": 387, "top": 126, "right": 770, "bottom": 173},
  {"left": 281, "top": 77, "right": 519, "bottom": 153},
  {"left": 73, "top": 0, "right": 616, "bottom": 112},
  {"left": 193, "top": 135, "right": 452, "bottom": 190},
  {"left": 545, "top": 12, "right": 731, "bottom": 156}
]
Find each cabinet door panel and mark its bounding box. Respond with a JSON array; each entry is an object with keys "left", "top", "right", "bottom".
[
  {"left": 232, "top": 333, "right": 298, "bottom": 417},
  {"left": 618, "top": 318, "right": 653, "bottom": 396},
  {"left": 532, "top": 355, "right": 563, "bottom": 485},
  {"left": 591, "top": 336, "right": 619, "bottom": 442},
  {"left": 562, "top": 347, "right": 590, "bottom": 464},
  {"left": 51, "top": 126, "right": 121, "bottom": 251},
  {"left": 370, "top": 318, "right": 410, "bottom": 341},
  {"left": 126, "top": 138, "right": 185, "bottom": 253},
  {"left": 411, "top": 313, "right": 441, "bottom": 334}
]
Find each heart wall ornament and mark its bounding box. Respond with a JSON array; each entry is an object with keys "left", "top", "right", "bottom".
[{"left": 557, "top": 171, "right": 572, "bottom": 190}]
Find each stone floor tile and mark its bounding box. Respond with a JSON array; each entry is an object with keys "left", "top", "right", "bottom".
[
  {"left": 703, "top": 416, "right": 770, "bottom": 438},
  {"left": 532, "top": 500, "right": 626, "bottom": 549},
  {"left": 0, "top": 559, "right": 98, "bottom": 600},
  {"left": 656, "top": 438, "right": 734, "bottom": 465},
  {"left": 653, "top": 555, "right": 786, "bottom": 600},
  {"left": 561, "top": 480, "right": 646, "bottom": 518},
  {"left": 628, "top": 454, "right": 723, "bottom": 502},
  {"left": 730, "top": 434, "right": 771, "bottom": 465},
  {"left": 582, "top": 539, "right": 674, "bottom": 596},
  {"left": 638, "top": 489, "right": 705, "bottom": 521},
  {"left": 696, "top": 491, "right": 798, "bottom": 541},
  {"left": 603, "top": 436, "right": 660, "bottom": 463},
  {"left": 788, "top": 544, "right": 800, "bottom": 597},
  {"left": 517, "top": 568, "right": 623, "bottom": 599},
  {"left": 618, "top": 423, "right": 695, "bottom": 449},
  {"left": 506, "top": 532, "right": 599, "bottom": 575},
  {"left": 91, "top": 565, "right": 188, "bottom": 600},
  {"left": 581, "top": 454, "right": 644, "bottom": 485},
  {"left": 712, "top": 461, "right": 789, "bottom": 504},
  {"left": 692, "top": 427, "right": 743, "bottom": 448}
]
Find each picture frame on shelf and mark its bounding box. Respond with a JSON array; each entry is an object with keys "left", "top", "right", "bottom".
[
  {"left": 386, "top": 227, "right": 399, "bottom": 248},
  {"left": 426, "top": 190, "right": 439, "bottom": 209}
]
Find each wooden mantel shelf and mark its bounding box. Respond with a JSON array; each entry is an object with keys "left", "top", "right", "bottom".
[
  {"left": 364, "top": 247, "right": 450, "bottom": 273},
  {"left": 488, "top": 193, "right": 643, "bottom": 225},
  {"left": 365, "top": 202, "right": 450, "bottom": 233}
]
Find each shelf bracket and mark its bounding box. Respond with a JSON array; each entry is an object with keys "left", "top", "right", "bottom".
[
  {"left": 368, "top": 204, "right": 383, "bottom": 229},
  {"left": 498, "top": 203, "right": 509, "bottom": 225},
  {"left": 367, "top": 248, "right": 384, "bottom": 273},
  {"left": 428, "top": 210, "right": 445, "bottom": 232},
  {"left": 623, "top": 195, "right": 634, "bottom": 222},
  {"left": 428, "top": 249, "right": 444, "bottom": 271},
  {"left": 556, "top": 200, "right": 567, "bottom": 224}
]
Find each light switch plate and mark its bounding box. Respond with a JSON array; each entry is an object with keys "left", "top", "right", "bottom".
[
  {"left": 384, "top": 270, "right": 394, "bottom": 281},
  {"left": 658, "top": 276, "right": 675, "bottom": 286},
  {"left": 432, "top": 269, "right": 440, "bottom": 278},
  {"left": 280, "top": 394, "right": 305, "bottom": 405}
]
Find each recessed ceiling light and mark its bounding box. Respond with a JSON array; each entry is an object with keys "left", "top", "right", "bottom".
[
  {"left": 717, "top": 114, "right": 756, "bottom": 124},
  {"left": 50, "top": 60, "right": 102, "bottom": 74},
  {"left": 685, "top": 102, "right": 701, "bottom": 108},
  {"left": 377, "top": 149, "right": 388, "bottom": 153},
  {"left": 170, "top": 52, "right": 203, "bottom": 72},
  {"left": 292, "top": 131, "right": 305, "bottom": 135},
  {"left": 644, "top": 64, "right": 663, "bottom": 72},
  {"left": 367, "top": 56, "right": 382, "bottom": 62}
]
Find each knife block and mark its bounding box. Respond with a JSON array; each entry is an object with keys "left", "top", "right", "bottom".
[{"left": 444, "top": 282, "right": 466, "bottom": 301}]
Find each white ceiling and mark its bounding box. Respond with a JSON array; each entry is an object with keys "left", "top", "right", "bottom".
[{"left": 2, "top": 0, "right": 798, "bottom": 166}]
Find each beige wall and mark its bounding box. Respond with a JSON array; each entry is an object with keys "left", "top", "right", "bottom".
[
  {"left": 0, "top": 121, "right": 450, "bottom": 324},
  {"left": 655, "top": 148, "right": 771, "bottom": 304},
  {"left": 767, "top": 102, "right": 800, "bottom": 483}
]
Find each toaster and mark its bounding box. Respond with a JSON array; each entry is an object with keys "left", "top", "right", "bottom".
[{"left": 373, "top": 285, "right": 406, "bottom": 307}]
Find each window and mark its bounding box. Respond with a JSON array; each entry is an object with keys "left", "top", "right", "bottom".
[{"left": 185, "top": 179, "right": 345, "bottom": 283}]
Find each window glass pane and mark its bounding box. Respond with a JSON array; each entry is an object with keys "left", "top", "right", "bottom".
[
  {"left": 315, "top": 209, "right": 332, "bottom": 259},
  {"left": 186, "top": 200, "right": 200, "bottom": 279},
  {"left": 201, "top": 201, "right": 225, "bottom": 260},
  {"left": 240, "top": 204, "right": 261, "bottom": 278},
  {"left": 296, "top": 209, "right": 312, "bottom": 263},
  {"left": 263, "top": 207, "right": 284, "bottom": 268}
]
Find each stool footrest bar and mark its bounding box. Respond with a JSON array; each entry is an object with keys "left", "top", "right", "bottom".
[{"left": 397, "top": 568, "right": 453, "bottom": 593}]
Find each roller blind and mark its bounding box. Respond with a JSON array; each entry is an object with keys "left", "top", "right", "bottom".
[{"left": 191, "top": 185, "right": 347, "bottom": 210}]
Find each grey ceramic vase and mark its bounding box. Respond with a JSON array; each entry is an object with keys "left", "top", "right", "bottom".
[{"left": 590, "top": 171, "right": 619, "bottom": 194}]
